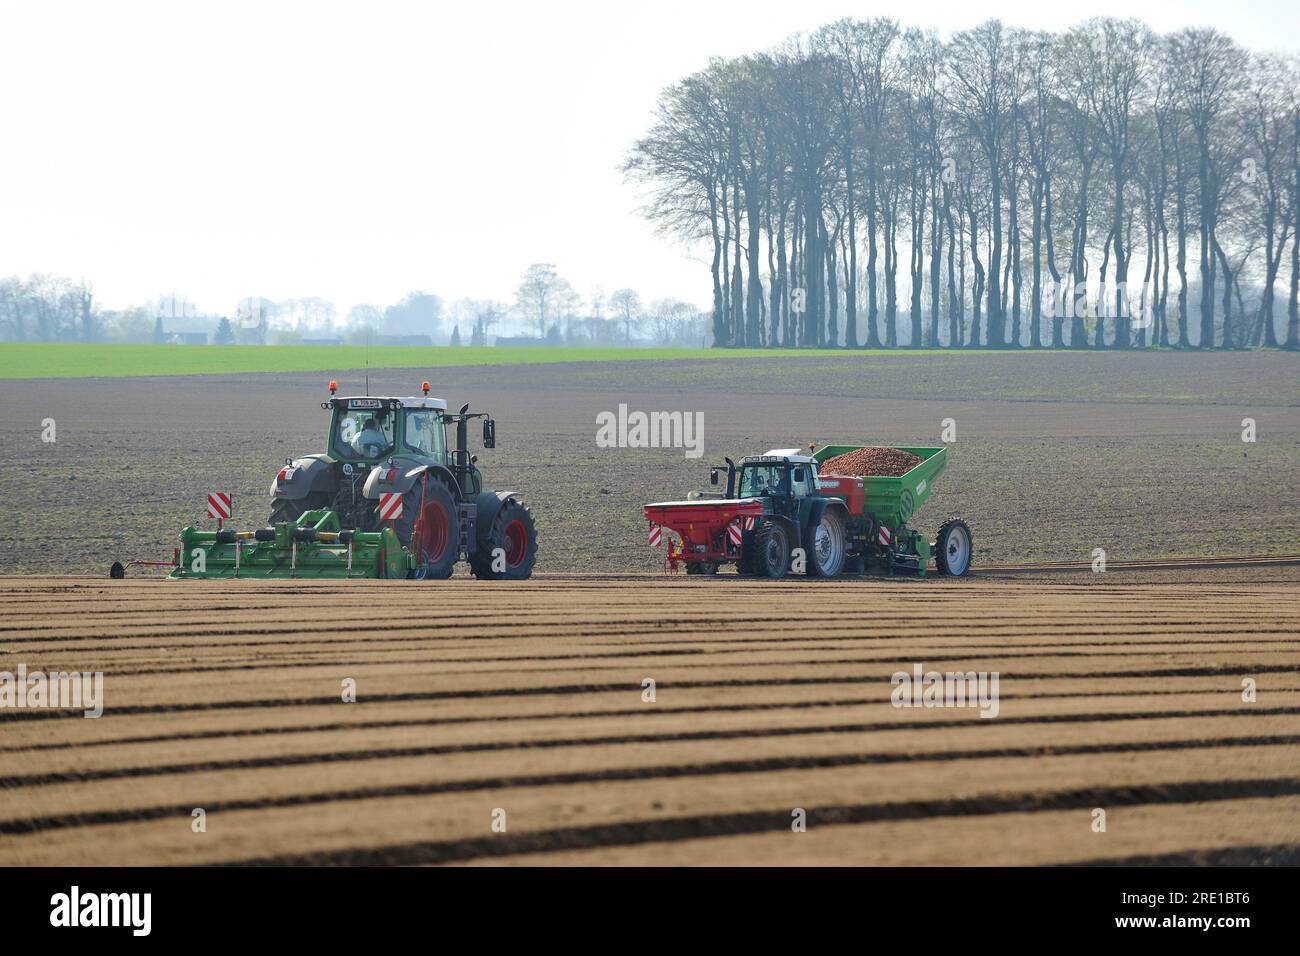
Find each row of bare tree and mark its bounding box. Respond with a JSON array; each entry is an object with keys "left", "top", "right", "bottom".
[
  {"left": 626, "top": 17, "right": 1299, "bottom": 349},
  {"left": 0, "top": 269, "right": 710, "bottom": 347},
  {"left": 510, "top": 263, "right": 706, "bottom": 345},
  {"left": 0, "top": 279, "right": 446, "bottom": 345}
]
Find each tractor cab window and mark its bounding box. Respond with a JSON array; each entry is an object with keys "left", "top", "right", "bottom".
[
  {"left": 402, "top": 410, "right": 447, "bottom": 458},
  {"left": 333, "top": 408, "right": 395, "bottom": 460},
  {"left": 790, "top": 466, "right": 813, "bottom": 497},
  {"left": 739, "top": 464, "right": 789, "bottom": 498}
]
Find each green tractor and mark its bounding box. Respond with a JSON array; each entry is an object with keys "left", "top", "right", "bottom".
[
  {"left": 256, "top": 380, "right": 537, "bottom": 579},
  {"left": 163, "top": 377, "right": 538, "bottom": 580}
]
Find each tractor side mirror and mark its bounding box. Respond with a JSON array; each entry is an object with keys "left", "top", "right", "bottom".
[
  {"left": 482, "top": 418, "right": 496, "bottom": 449},
  {"left": 709, "top": 468, "right": 719, "bottom": 486}
]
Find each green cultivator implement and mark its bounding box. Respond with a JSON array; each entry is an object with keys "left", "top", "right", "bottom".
[{"left": 171, "top": 509, "right": 408, "bottom": 579}]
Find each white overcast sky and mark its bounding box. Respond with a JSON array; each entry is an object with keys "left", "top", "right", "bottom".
[{"left": 0, "top": 0, "right": 1295, "bottom": 317}]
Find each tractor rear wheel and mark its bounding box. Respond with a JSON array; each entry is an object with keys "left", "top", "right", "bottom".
[
  {"left": 393, "top": 478, "right": 457, "bottom": 579},
  {"left": 934, "top": 518, "right": 973, "bottom": 577},
  {"left": 744, "top": 521, "right": 790, "bottom": 579},
  {"left": 470, "top": 499, "right": 538, "bottom": 580},
  {"left": 269, "top": 492, "right": 329, "bottom": 527},
  {"left": 805, "top": 509, "right": 846, "bottom": 578}
]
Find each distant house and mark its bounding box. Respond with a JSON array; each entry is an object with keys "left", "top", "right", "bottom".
[
  {"left": 374, "top": 334, "right": 433, "bottom": 347},
  {"left": 302, "top": 337, "right": 344, "bottom": 347},
  {"left": 493, "top": 336, "right": 546, "bottom": 347},
  {"left": 167, "top": 332, "right": 208, "bottom": 345}
]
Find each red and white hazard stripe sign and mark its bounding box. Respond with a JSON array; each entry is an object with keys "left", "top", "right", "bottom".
[
  {"left": 647, "top": 523, "right": 662, "bottom": 548},
  {"left": 877, "top": 525, "right": 892, "bottom": 547},
  {"left": 728, "top": 521, "right": 744, "bottom": 548},
  {"left": 206, "top": 492, "right": 232, "bottom": 521},
  {"left": 379, "top": 492, "right": 403, "bottom": 521},
  {"left": 742, "top": 515, "right": 757, "bottom": 531}
]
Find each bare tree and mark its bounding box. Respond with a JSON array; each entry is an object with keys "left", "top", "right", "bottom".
[
  {"left": 1291, "top": 103, "right": 1300, "bottom": 349},
  {"left": 609, "top": 288, "right": 644, "bottom": 342},
  {"left": 1084, "top": 19, "right": 1153, "bottom": 348},
  {"left": 946, "top": 20, "right": 1014, "bottom": 346},
  {"left": 1242, "top": 53, "right": 1298, "bottom": 347},
  {"left": 1169, "top": 28, "right": 1249, "bottom": 347},
  {"left": 515, "top": 263, "right": 575, "bottom": 338}
]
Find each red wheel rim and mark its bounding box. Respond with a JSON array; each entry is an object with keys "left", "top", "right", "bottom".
[
  {"left": 413, "top": 501, "right": 449, "bottom": 565},
  {"left": 504, "top": 519, "right": 528, "bottom": 568}
]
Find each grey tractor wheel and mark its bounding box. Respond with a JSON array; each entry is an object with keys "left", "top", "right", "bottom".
[
  {"left": 393, "top": 478, "right": 457, "bottom": 579},
  {"left": 269, "top": 492, "right": 330, "bottom": 527},
  {"left": 744, "top": 521, "right": 790, "bottom": 579},
  {"left": 805, "top": 509, "right": 846, "bottom": 578},
  {"left": 934, "top": 518, "right": 973, "bottom": 577},
  {"left": 470, "top": 499, "right": 538, "bottom": 580}
]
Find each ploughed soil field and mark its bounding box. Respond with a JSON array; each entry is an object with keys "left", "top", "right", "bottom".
[
  {"left": 1, "top": 572, "right": 1298, "bottom": 866},
  {"left": 0, "top": 351, "right": 1297, "bottom": 575}
]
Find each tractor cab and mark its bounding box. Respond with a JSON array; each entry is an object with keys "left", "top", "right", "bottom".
[
  {"left": 317, "top": 389, "right": 497, "bottom": 508},
  {"left": 736, "top": 450, "right": 823, "bottom": 526},
  {"left": 737, "top": 450, "right": 819, "bottom": 497},
  {"left": 326, "top": 396, "right": 449, "bottom": 465},
  {"left": 715, "top": 449, "right": 819, "bottom": 521}
]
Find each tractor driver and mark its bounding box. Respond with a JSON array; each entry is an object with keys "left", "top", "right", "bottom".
[
  {"left": 406, "top": 412, "right": 433, "bottom": 454},
  {"left": 761, "top": 467, "right": 788, "bottom": 496},
  {"left": 352, "top": 416, "right": 389, "bottom": 458}
]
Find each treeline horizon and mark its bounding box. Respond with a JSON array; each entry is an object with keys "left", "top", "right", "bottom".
[
  {"left": 0, "top": 264, "right": 710, "bottom": 348},
  {"left": 626, "top": 16, "right": 1300, "bottom": 350}
]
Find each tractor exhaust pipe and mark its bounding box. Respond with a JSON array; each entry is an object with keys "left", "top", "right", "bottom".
[{"left": 455, "top": 403, "right": 470, "bottom": 469}]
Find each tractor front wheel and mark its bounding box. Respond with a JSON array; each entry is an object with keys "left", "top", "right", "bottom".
[
  {"left": 744, "top": 521, "right": 790, "bottom": 579},
  {"left": 471, "top": 500, "right": 538, "bottom": 580},
  {"left": 394, "top": 479, "right": 458, "bottom": 579}
]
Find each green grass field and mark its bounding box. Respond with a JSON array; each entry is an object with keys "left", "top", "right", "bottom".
[{"left": 0, "top": 343, "right": 985, "bottom": 379}]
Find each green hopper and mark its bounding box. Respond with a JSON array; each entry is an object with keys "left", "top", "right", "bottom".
[
  {"left": 810, "top": 443, "right": 971, "bottom": 576},
  {"left": 811, "top": 445, "right": 947, "bottom": 531}
]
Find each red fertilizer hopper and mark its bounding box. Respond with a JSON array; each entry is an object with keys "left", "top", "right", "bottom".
[{"left": 643, "top": 495, "right": 767, "bottom": 575}]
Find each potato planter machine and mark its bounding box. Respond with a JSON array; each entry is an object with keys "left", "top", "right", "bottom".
[{"left": 643, "top": 444, "right": 973, "bottom": 579}]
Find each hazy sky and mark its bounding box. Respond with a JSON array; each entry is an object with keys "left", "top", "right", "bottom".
[{"left": 0, "top": 0, "right": 1295, "bottom": 318}]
